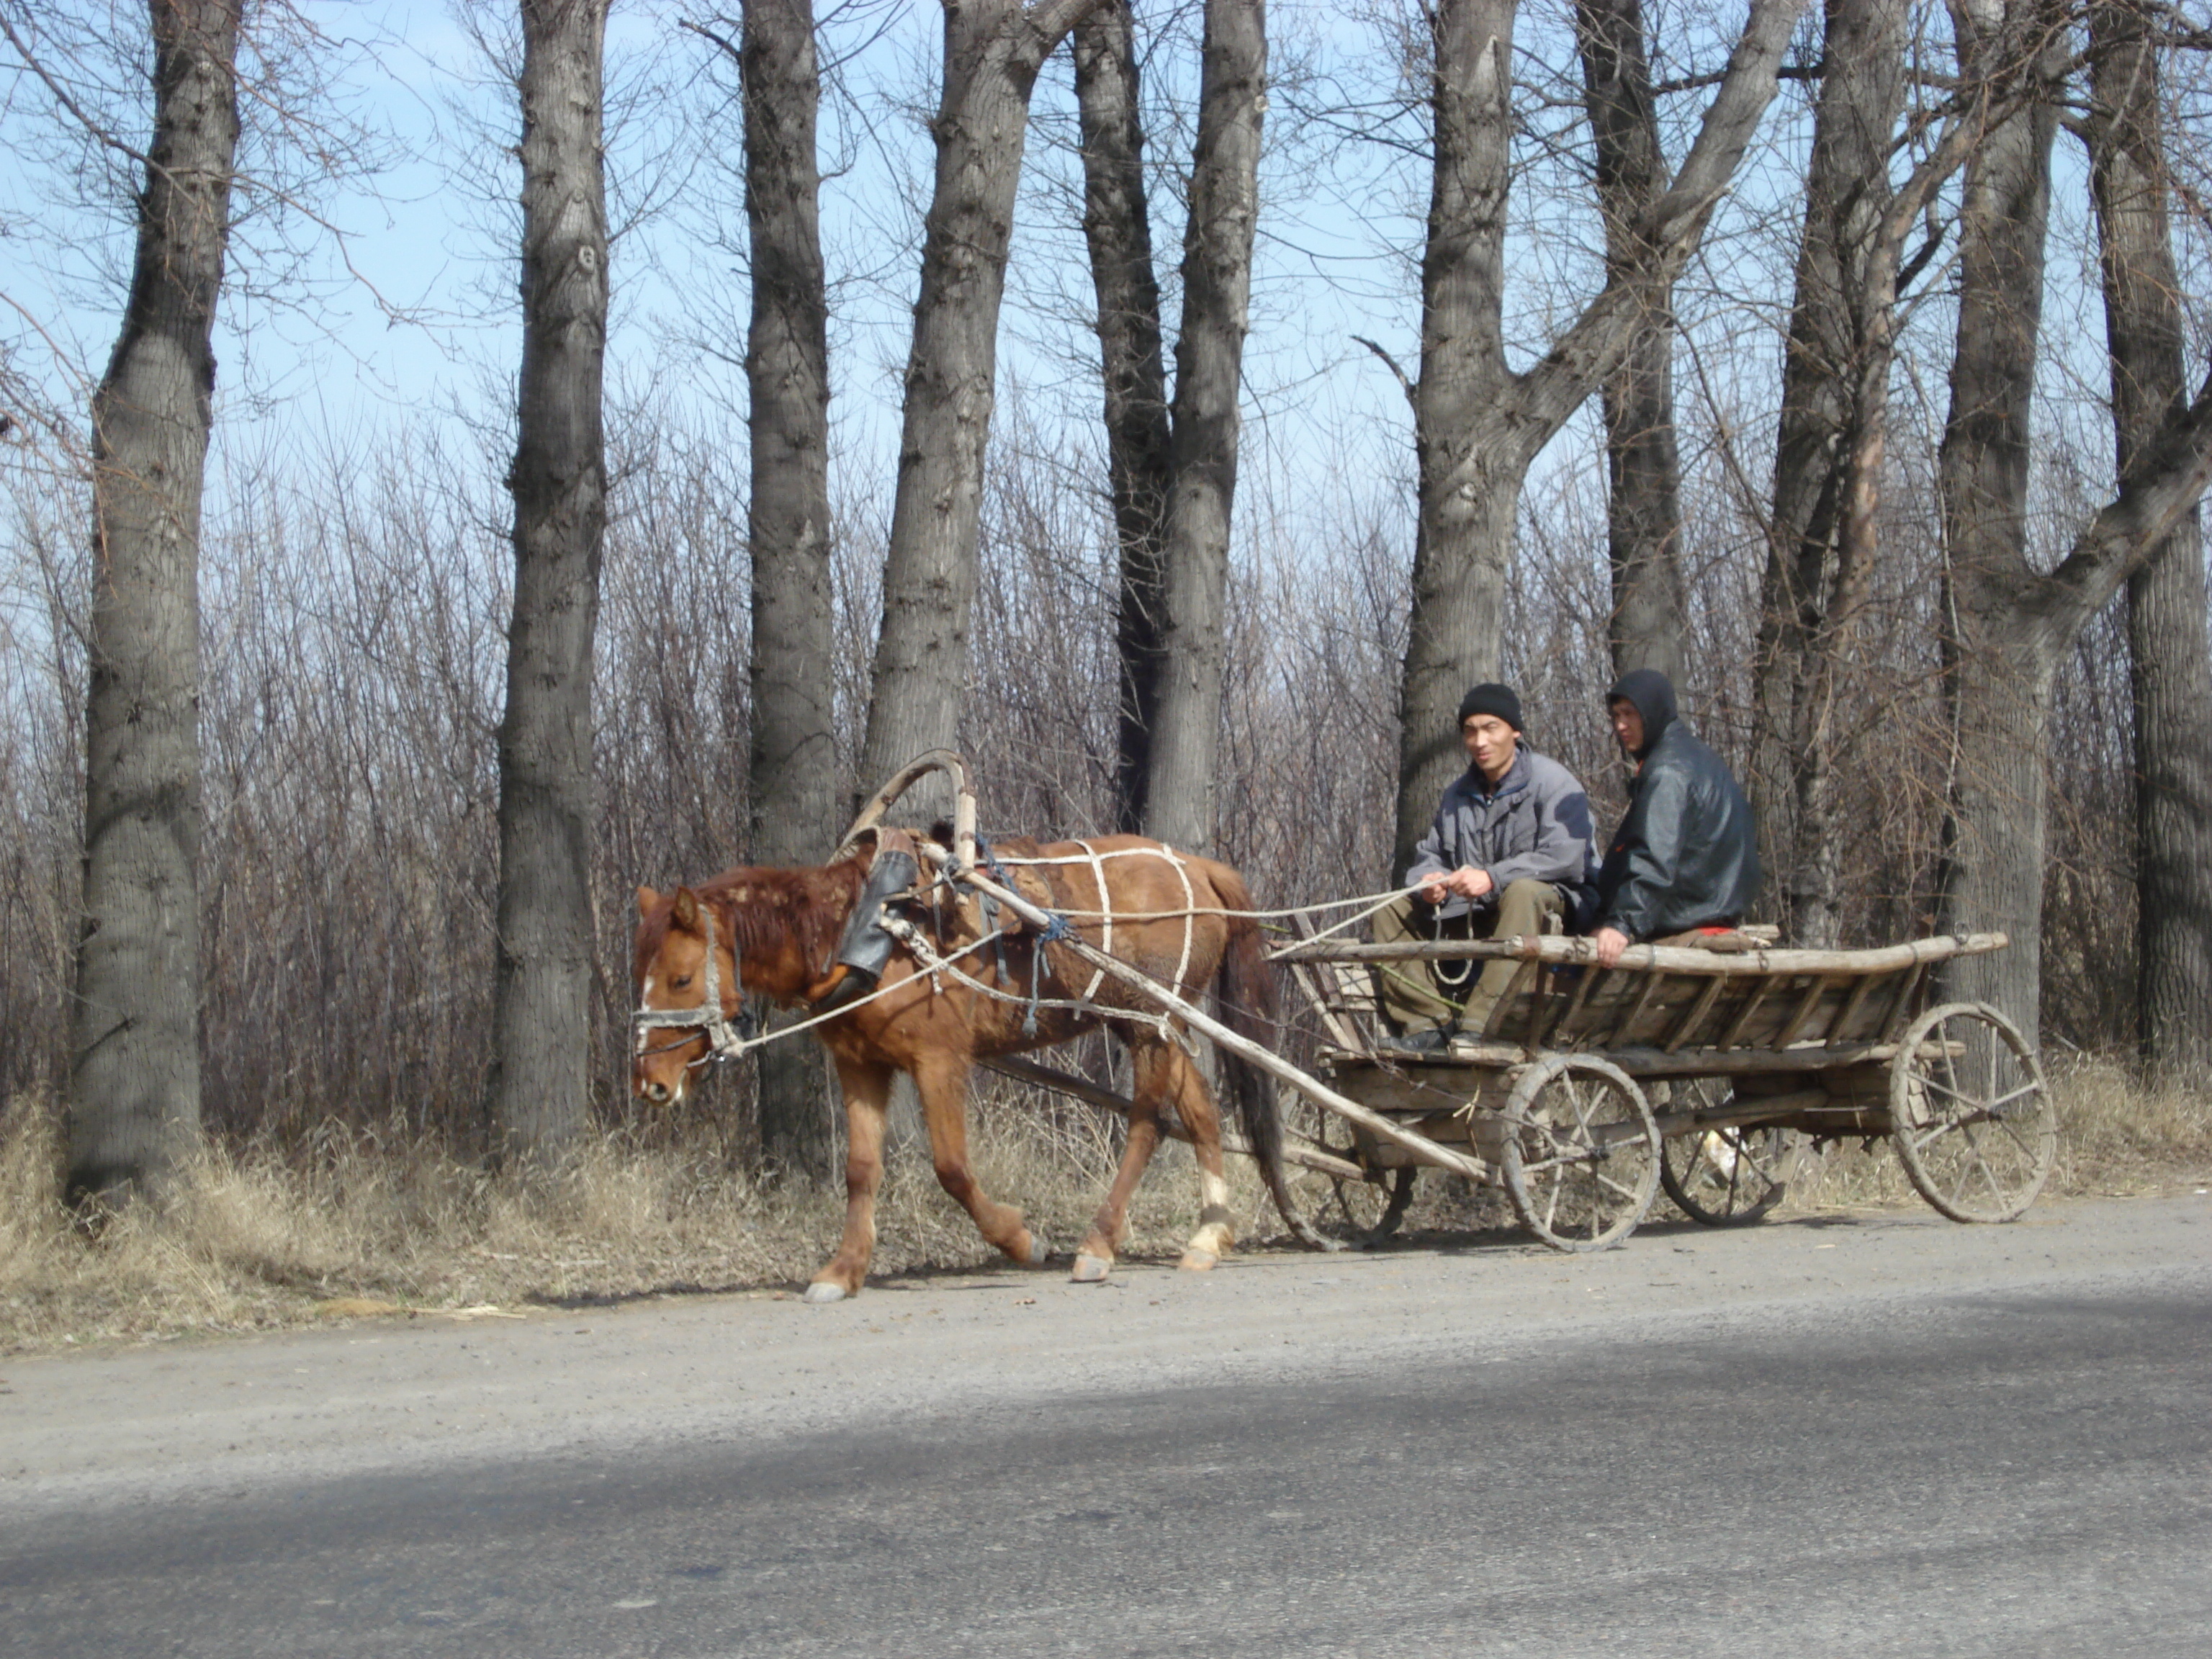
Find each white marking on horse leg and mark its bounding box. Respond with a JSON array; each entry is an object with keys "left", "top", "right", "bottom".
[
  {"left": 1182, "top": 1169, "right": 1234, "bottom": 1264},
  {"left": 801, "top": 1282, "right": 848, "bottom": 1305}
]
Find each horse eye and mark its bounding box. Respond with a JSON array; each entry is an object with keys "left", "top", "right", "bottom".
[{"left": 672, "top": 974, "right": 692, "bottom": 990}]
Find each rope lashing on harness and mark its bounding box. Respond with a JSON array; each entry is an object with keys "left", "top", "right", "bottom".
[{"left": 878, "top": 914, "right": 1194, "bottom": 1054}]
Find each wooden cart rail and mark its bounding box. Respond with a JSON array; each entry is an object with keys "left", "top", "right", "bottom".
[{"left": 1277, "top": 931, "right": 2008, "bottom": 1057}]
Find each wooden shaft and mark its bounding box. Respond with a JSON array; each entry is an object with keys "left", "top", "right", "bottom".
[
  {"left": 943, "top": 853, "right": 1495, "bottom": 1183},
  {"left": 981, "top": 1056, "right": 1366, "bottom": 1181}
]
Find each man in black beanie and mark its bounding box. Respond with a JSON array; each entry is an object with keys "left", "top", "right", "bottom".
[
  {"left": 1588, "top": 668, "right": 1760, "bottom": 966},
  {"left": 1372, "top": 683, "right": 1599, "bottom": 1051}
]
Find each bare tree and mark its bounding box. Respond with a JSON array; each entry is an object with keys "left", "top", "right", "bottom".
[
  {"left": 1390, "top": 0, "right": 1804, "bottom": 877},
  {"left": 856, "top": 0, "right": 1100, "bottom": 817},
  {"left": 739, "top": 0, "right": 840, "bottom": 1178},
  {"left": 1575, "top": 0, "right": 1686, "bottom": 685},
  {"left": 1748, "top": 0, "right": 1906, "bottom": 943},
  {"left": 2085, "top": 0, "right": 2212, "bottom": 1073},
  {"left": 1139, "top": 0, "right": 1266, "bottom": 855},
  {"left": 485, "top": 0, "right": 612, "bottom": 1161},
  {"left": 66, "top": 0, "right": 242, "bottom": 1202},
  {"left": 1938, "top": 0, "right": 2212, "bottom": 1037},
  {"left": 1072, "top": 1, "right": 1173, "bottom": 834}
]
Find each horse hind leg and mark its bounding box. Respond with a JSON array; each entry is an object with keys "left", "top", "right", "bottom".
[{"left": 1174, "top": 1063, "right": 1236, "bottom": 1274}]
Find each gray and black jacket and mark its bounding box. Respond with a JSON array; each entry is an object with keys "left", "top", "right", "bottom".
[
  {"left": 1405, "top": 745, "right": 1601, "bottom": 926},
  {"left": 1593, "top": 670, "right": 1761, "bottom": 940}
]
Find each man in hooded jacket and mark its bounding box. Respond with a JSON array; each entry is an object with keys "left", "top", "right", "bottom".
[{"left": 1590, "top": 668, "right": 1761, "bottom": 967}]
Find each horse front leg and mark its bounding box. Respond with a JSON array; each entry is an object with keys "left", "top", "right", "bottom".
[
  {"left": 806, "top": 1055, "right": 892, "bottom": 1304},
  {"left": 913, "top": 1054, "right": 1050, "bottom": 1269}
]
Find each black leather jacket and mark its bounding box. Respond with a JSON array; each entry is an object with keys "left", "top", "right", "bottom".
[{"left": 1593, "top": 719, "right": 1761, "bottom": 941}]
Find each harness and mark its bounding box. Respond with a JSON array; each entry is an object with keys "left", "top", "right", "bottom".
[{"left": 631, "top": 901, "right": 754, "bottom": 1073}]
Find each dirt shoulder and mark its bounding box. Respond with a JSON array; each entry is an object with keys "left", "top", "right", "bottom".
[{"left": 3, "top": 1192, "right": 2204, "bottom": 1521}]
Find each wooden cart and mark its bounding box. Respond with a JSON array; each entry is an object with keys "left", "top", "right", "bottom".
[
  {"left": 850, "top": 754, "right": 2056, "bottom": 1259},
  {"left": 1267, "top": 927, "right": 2057, "bottom": 1252}
]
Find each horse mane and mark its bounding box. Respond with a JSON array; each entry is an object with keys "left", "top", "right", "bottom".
[{"left": 638, "top": 854, "right": 868, "bottom": 985}]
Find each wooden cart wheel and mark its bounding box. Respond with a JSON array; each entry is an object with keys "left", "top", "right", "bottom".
[
  {"left": 1889, "top": 1002, "right": 2054, "bottom": 1223},
  {"left": 1499, "top": 1055, "right": 1660, "bottom": 1252},
  {"left": 1287, "top": 1107, "right": 1416, "bottom": 1245},
  {"left": 1658, "top": 1082, "right": 1797, "bottom": 1226},
  {"left": 1328, "top": 1165, "right": 1416, "bottom": 1244}
]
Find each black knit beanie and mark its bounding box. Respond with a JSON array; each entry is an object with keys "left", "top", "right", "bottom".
[{"left": 1457, "top": 683, "right": 1524, "bottom": 732}]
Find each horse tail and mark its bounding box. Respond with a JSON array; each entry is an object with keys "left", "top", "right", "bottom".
[{"left": 1210, "top": 864, "right": 1330, "bottom": 1251}]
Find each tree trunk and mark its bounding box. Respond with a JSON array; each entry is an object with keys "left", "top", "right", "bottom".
[
  {"left": 1750, "top": 0, "right": 1905, "bottom": 946},
  {"left": 1141, "top": 0, "right": 1266, "bottom": 856},
  {"left": 1575, "top": 0, "right": 1686, "bottom": 686},
  {"left": 2086, "top": 1, "right": 2212, "bottom": 1074},
  {"left": 1391, "top": 0, "right": 1804, "bottom": 879},
  {"left": 68, "top": 0, "right": 242, "bottom": 1205},
  {"left": 1936, "top": 0, "right": 2066, "bottom": 1035},
  {"left": 856, "top": 0, "right": 1098, "bottom": 822},
  {"left": 1072, "top": 2, "right": 1174, "bottom": 835},
  {"left": 486, "top": 0, "right": 612, "bottom": 1163},
  {"left": 1935, "top": 0, "right": 2212, "bottom": 1037},
  {"left": 740, "top": 0, "right": 838, "bottom": 1179}
]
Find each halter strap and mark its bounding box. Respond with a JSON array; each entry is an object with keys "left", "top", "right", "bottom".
[{"left": 632, "top": 899, "right": 745, "bottom": 1068}]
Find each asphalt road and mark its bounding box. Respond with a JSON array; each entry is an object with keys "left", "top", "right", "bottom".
[{"left": 3, "top": 1196, "right": 2208, "bottom": 1657}]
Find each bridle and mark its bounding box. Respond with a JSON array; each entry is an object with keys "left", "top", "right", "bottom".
[{"left": 632, "top": 900, "right": 752, "bottom": 1074}]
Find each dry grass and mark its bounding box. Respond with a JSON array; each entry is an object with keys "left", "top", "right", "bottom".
[
  {"left": 1773, "top": 1055, "right": 2212, "bottom": 1216},
  {"left": 0, "top": 1081, "right": 1274, "bottom": 1355},
  {"left": 5, "top": 1057, "right": 2207, "bottom": 1355}
]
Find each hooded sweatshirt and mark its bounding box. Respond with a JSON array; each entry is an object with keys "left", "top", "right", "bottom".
[{"left": 1593, "top": 671, "right": 1761, "bottom": 939}]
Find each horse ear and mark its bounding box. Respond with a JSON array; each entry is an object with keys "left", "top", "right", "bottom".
[
  {"left": 671, "top": 888, "right": 700, "bottom": 932},
  {"left": 637, "top": 885, "right": 660, "bottom": 918}
]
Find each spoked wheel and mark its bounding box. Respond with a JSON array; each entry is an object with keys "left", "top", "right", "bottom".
[
  {"left": 1328, "top": 1165, "right": 1416, "bottom": 1244},
  {"left": 1658, "top": 1082, "right": 1799, "bottom": 1226},
  {"left": 1290, "top": 1107, "right": 1416, "bottom": 1245},
  {"left": 1500, "top": 1055, "right": 1661, "bottom": 1251},
  {"left": 1889, "top": 1002, "right": 2054, "bottom": 1223}
]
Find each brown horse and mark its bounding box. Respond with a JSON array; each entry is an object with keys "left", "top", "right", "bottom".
[{"left": 631, "top": 830, "right": 1317, "bottom": 1302}]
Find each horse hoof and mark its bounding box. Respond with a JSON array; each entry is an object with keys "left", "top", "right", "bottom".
[
  {"left": 1026, "top": 1233, "right": 1052, "bottom": 1266},
  {"left": 801, "top": 1282, "right": 848, "bottom": 1305},
  {"left": 1177, "top": 1247, "right": 1219, "bottom": 1272},
  {"left": 1070, "top": 1252, "right": 1112, "bottom": 1284}
]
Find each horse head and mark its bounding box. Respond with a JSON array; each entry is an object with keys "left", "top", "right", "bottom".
[
  {"left": 630, "top": 884, "right": 739, "bottom": 1105},
  {"left": 630, "top": 858, "right": 874, "bottom": 1105}
]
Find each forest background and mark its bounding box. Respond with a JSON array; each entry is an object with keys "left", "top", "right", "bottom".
[{"left": 5, "top": 0, "right": 2212, "bottom": 1207}]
